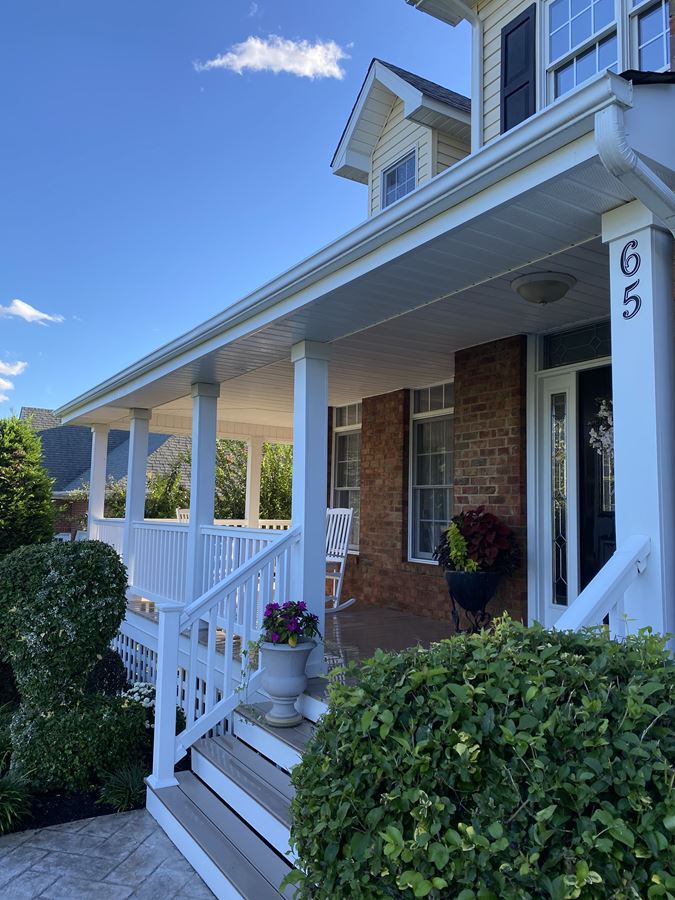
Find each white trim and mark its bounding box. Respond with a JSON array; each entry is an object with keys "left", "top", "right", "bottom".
[
  {"left": 407, "top": 381, "right": 455, "bottom": 564},
  {"left": 232, "top": 711, "right": 302, "bottom": 773},
  {"left": 331, "top": 406, "right": 362, "bottom": 552}
]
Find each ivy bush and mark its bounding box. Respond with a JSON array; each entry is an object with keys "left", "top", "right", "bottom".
[
  {"left": 86, "top": 648, "right": 129, "bottom": 697},
  {"left": 287, "top": 619, "right": 675, "bottom": 900},
  {"left": 10, "top": 696, "right": 148, "bottom": 792},
  {"left": 0, "top": 540, "right": 127, "bottom": 707}
]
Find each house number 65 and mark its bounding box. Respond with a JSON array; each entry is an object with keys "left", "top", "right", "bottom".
[{"left": 620, "top": 239, "right": 641, "bottom": 320}]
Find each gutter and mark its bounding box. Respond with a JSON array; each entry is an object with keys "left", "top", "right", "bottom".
[
  {"left": 595, "top": 102, "right": 675, "bottom": 236},
  {"left": 57, "top": 73, "right": 632, "bottom": 423}
]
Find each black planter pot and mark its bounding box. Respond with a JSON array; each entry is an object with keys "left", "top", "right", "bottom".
[{"left": 445, "top": 570, "right": 501, "bottom": 612}]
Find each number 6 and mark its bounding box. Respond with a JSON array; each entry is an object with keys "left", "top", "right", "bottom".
[{"left": 620, "top": 240, "right": 640, "bottom": 277}]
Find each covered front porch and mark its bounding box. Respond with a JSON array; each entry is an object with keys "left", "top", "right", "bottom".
[{"left": 57, "top": 73, "right": 675, "bottom": 794}]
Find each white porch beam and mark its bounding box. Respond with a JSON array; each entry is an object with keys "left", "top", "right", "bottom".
[
  {"left": 602, "top": 200, "right": 675, "bottom": 639},
  {"left": 88, "top": 424, "right": 109, "bottom": 531},
  {"left": 245, "top": 436, "right": 264, "bottom": 529},
  {"left": 123, "top": 409, "right": 151, "bottom": 579},
  {"left": 186, "top": 383, "right": 220, "bottom": 602},
  {"left": 291, "top": 341, "right": 330, "bottom": 676}
]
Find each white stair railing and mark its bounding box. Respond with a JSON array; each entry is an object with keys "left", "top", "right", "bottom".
[
  {"left": 554, "top": 535, "right": 651, "bottom": 635},
  {"left": 148, "top": 526, "right": 301, "bottom": 789}
]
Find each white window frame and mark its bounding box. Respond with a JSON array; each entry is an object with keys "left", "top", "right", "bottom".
[
  {"left": 543, "top": 0, "right": 670, "bottom": 103},
  {"left": 380, "top": 149, "right": 417, "bottom": 211},
  {"left": 331, "top": 404, "right": 362, "bottom": 553},
  {"left": 629, "top": 0, "right": 671, "bottom": 70},
  {"left": 407, "top": 381, "right": 455, "bottom": 565}
]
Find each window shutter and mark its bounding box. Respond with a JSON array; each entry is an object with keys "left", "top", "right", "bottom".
[{"left": 500, "top": 4, "right": 537, "bottom": 134}]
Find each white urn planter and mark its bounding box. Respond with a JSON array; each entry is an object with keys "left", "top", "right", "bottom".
[{"left": 260, "top": 639, "right": 316, "bottom": 727}]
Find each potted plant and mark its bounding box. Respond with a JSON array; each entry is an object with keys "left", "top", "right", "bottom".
[
  {"left": 434, "top": 506, "right": 519, "bottom": 631},
  {"left": 258, "top": 601, "right": 321, "bottom": 728}
]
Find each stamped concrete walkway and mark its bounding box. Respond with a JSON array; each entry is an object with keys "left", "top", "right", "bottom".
[{"left": 0, "top": 809, "right": 214, "bottom": 899}]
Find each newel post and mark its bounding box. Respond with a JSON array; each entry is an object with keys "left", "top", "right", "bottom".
[
  {"left": 87, "top": 423, "right": 109, "bottom": 539},
  {"left": 602, "top": 200, "right": 675, "bottom": 640},
  {"left": 185, "top": 383, "right": 220, "bottom": 602},
  {"left": 291, "top": 340, "right": 330, "bottom": 676},
  {"left": 146, "top": 602, "right": 182, "bottom": 790},
  {"left": 123, "top": 409, "right": 151, "bottom": 582}
]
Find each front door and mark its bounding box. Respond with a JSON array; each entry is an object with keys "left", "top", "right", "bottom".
[{"left": 537, "top": 363, "right": 615, "bottom": 626}]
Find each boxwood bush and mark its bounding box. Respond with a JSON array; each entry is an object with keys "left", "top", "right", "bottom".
[
  {"left": 0, "top": 540, "right": 127, "bottom": 707},
  {"left": 287, "top": 619, "right": 675, "bottom": 900},
  {"left": 10, "top": 695, "right": 149, "bottom": 792}
]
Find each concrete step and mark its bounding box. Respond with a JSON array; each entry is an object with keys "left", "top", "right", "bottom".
[
  {"left": 232, "top": 703, "right": 315, "bottom": 773},
  {"left": 147, "top": 771, "right": 294, "bottom": 900},
  {"left": 192, "top": 733, "right": 294, "bottom": 860}
]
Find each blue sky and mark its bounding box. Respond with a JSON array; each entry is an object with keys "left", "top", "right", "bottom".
[{"left": 1, "top": 1, "right": 470, "bottom": 415}]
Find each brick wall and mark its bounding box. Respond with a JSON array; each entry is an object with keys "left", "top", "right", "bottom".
[
  {"left": 341, "top": 334, "right": 528, "bottom": 624},
  {"left": 453, "top": 335, "right": 528, "bottom": 622},
  {"left": 53, "top": 497, "right": 88, "bottom": 537}
]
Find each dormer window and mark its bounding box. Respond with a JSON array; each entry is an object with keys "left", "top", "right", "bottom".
[{"left": 382, "top": 150, "right": 417, "bottom": 208}]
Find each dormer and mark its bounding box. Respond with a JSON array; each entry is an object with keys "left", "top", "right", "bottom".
[{"left": 331, "top": 59, "right": 471, "bottom": 216}]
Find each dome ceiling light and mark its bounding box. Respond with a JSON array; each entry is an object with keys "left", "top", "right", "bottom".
[{"left": 511, "top": 272, "right": 577, "bottom": 305}]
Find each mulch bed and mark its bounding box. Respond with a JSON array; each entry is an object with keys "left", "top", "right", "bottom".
[{"left": 27, "top": 791, "right": 117, "bottom": 830}]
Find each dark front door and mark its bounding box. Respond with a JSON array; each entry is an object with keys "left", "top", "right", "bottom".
[{"left": 578, "top": 366, "right": 616, "bottom": 590}]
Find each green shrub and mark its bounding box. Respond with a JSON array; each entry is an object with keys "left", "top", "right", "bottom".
[
  {"left": 287, "top": 619, "right": 675, "bottom": 900},
  {"left": 10, "top": 695, "right": 149, "bottom": 792},
  {"left": 98, "top": 764, "right": 147, "bottom": 812},
  {"left": 86, "top": 648, "right": 129, "bottom": 697},
  {"left": 0, "top": 771, "right": 31, "bottom": 835},
  {"left": 0, "top": 416, "right": 54, "bottom": 559},
  {"left": 0, "top": 540, "right": 127, "bottom": 707},
  {"left": 0, "top": 704, "right": 13, "bottom": 775}
]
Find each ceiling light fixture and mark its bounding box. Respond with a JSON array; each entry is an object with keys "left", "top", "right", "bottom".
[{"left": 511, "top": 272, "right": 577, "bottom": 305}]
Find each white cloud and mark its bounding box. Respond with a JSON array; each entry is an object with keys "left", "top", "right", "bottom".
[
  {"left": 0, "top": 298, "right": 64, "bottom": 325},
  {"left": 0, "top": 360, "right": 27, "bottom": 376},
  {"left": 248, "top": 1, "right": 259, "bottom": 16},
  {"left": 0, "top": 394, "right": 9, "bottom": 404},
  {"left": 195, "top": 35, "right": 349, "bottom": 80},
  {"left": 0, "top": 377, "right": 13, "bottom": 392}
]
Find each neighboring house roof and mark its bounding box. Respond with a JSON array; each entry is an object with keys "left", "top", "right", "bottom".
[
  {"left": 331, "top": 58, "right": 471, "bottom": 183},
  {"left": 19, "top": 407, "right": 191, "bottom": 495}
]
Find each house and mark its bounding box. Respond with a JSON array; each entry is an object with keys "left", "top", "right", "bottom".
[
  {"left": 20, "top": 407, "right": 190, "bottom": 535},
  {"left": 55, "top": 0, "right": 674, "bottom": 894}
]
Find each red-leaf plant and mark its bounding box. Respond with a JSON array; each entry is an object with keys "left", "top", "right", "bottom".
[{"left": 434, "top": 506, "right": 520, "bottom": 575}]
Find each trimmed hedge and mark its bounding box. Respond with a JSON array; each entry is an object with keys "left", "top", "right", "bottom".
[
  {"left": 0, "top": 541, "right": 127, "bottom": 707},
  {"left": 287, "top": 619, "right": 675, "bottom": 900},
  {"left": 10, "top": 696, "right": 149, "bottom": 792}
]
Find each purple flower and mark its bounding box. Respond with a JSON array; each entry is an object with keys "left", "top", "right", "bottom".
[
  {"left": 288, "top": 617, "right": 299, "bottom": 632},
  {"left": 283, "top": 601, "right": 292, "bottom": 609},
  {"left": 271, "top": 632, "right": 280, "bottom": 643},
  {"left": 297, "top": 601, "right": 307, "bottom": 611}
]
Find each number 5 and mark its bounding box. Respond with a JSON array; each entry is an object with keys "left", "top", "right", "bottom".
[{"left": 622, "top": 279, "right": 641, "bottom": 320}]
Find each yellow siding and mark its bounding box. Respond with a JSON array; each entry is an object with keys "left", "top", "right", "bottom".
[
  {"left": 478, "top": 0, "right": 534, "bottom": 144},
  {"left": 368, "top": 97, "right": 433, "bottom": 216},
  {"left": 434, "top": 132, "right": 470, "bottom": 173}
]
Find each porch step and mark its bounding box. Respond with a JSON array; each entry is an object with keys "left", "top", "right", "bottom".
[
  {"left": 147, "top": 771, "right": 294, "bottom": 900},
  {"left": 233, "top": 703, "right": 315, "bottom": 772},
  {"left": 296, "top": 678, "right": 329, "bottom": 722},
  {"left": 192, "top": 733, "right": 294, "bottom": 859}
]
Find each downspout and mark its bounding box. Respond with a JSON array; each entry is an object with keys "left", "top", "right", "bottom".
[
  {"left": 595, "top": 102, "right": 675, "bottom": 236},
  {"left": 414, "top": 0, "right": 483, "bottom": 152}
]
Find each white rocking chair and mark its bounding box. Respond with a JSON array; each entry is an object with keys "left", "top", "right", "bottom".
[
  {"left": 326, "top": 507, "right": 356, "bottom": 615},
  {"left": 176, "top": 508, "right": 190, "bottom": 523}
]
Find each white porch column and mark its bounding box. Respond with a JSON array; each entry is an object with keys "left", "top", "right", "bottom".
[
  {"left": 245, "top": 436, "right": 264, "bottom": 528},
  {"left": 87, "top": 424, "right": 109, "bottom": 537},
  {"left": 291, "top": 340, "right": 330, "bottom": 675},
  {"left": 602, "top": 200, "right": 675, "bottom": 638},
  {"left": 123, "top": 409, "right": 151, "bottom": 580},
  {"left": 186, "top": 383, "right": 220, "bottom": 602}
]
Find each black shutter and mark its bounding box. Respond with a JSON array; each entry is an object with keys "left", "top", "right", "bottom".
[{"left": 500, "top": 4, "right": 537, "bottom": 134}]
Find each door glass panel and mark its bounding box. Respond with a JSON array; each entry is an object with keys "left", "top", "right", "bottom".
[{"left": 551, "top": 392, "right": 569, "bottom": 606}]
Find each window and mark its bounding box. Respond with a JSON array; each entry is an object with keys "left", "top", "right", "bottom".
[
  {"left": 548, "top": 0, "right": 618, "bottom": 99},
  {"left": 382, "top": 151, "right": 416, "bottom": 208},
  {"left": 632, "top": 0, "right": 671, "bottom": 69},
  {"left": 409, "top": 382, "right": 455, "bottom": 561},
  {"left": 332, "top": 404, "right": 361, "bottom": 550}
]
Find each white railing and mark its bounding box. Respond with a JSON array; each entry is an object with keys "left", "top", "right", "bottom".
[
  {"left": 148, "top": 526, "right": 301, "bottom": 788},
  {"left": 90, "top": 517, "right": 125, "bottom": 554},
  {"left": 555, "top": 535, "right": 651, "bottom": 635},
  {"left": 200, "top": 525, "right": 282, "bottom": 596},
  {"left": 132, "top": 521, "right": 190, "bottom": 605},
  {"left": 214, "top": 518, "right": 291, "bottom": 530}
]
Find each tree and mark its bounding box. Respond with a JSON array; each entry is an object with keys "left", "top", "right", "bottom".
[
  {"left": 214, "top": 440, "right": 247, "bottom": 519},
  {"left": 0, "top": 416, "right": 54, "bottom": 557},
  {"left": 260, "top": 442, "right": 292, "bottom": 520}
]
